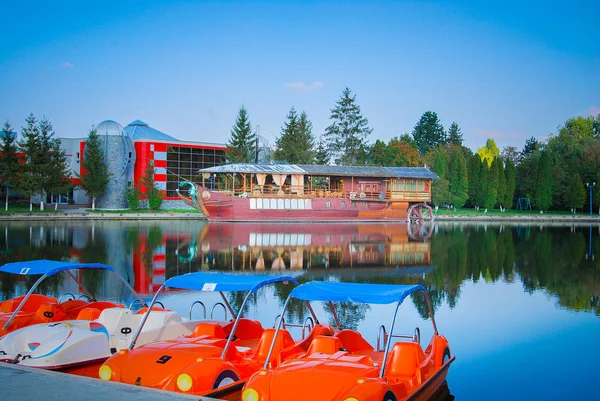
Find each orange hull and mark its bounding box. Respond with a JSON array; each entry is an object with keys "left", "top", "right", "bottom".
[{"left": 243, "top": 332, "right": 454, "bottom": 401}]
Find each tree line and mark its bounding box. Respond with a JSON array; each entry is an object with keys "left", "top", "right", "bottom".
[
  {"left": 227, "top": 88, "right": 600, "bottom": 212},
  {"left": 0, "top": 116, "right": 163, "bottom": 211}
]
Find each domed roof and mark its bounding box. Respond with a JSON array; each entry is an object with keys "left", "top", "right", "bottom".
[
  {"left": 96, "top": 120, "right": 125, "bottom": 137},
  {"left": 123, "top": 120, "right": 179, "bottom": 142}
]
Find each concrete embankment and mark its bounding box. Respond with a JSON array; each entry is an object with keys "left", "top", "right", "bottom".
[
  {"left": 435, "top": 214, "right": 600, "bottom": 223},
  {"left": 0, "top": 363, "right": 218, "bottom": 401}
]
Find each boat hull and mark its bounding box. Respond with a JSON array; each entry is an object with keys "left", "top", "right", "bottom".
[{"left": 197, "top": 187, "right": 409, "bottom": 221}]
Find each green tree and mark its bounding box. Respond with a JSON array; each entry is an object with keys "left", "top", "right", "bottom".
[
  {"left": 558, "top": 116, "right": 596, "bottom": 139},
  {"left": 227, "top": 106, "right": 256, "bottom": 163},
  {"left": 494, "top": 157, "right": 507, "bottom": 209},
  {"left": 272, "top": 108, "right": 315, "bottom": 164},
  {"left": 534, "top": 151, "right": 552, "bottom": 211},
  {"left": 429, "top": 147, "right": 449, "bottom": 206},
  {"left": 448, "top": 150, "right": 469, "bottom": 208},
  {"left": 447, "top": 122, "right": 463, "bottom": 146},
  {"left": 323, "top": 87, "right": 372, "bottom": 165},
  {"left": 371, "top": 139, "right": 389, "bottom": 166},
  {"left": 141, "top": 161, "right": 164, "bottom": 210},
  {"left": 41, "top": 118, "right": 71, "bottom": 210},
  {"left": 484, "top": 158, "right": 498, "bottom": 209},
  {"left": 314, "top": 138, "right": 329, "bottom": 165},
  {"left": 478, "top": 158, "right": 490, "bottom": 209},
  {"left": 412, "top": 111, "right": 445, "bottom": 154},
  {"left": 504, "top": 158, "right": 516, "bottom": 209},
  {"left": 387, "top": 135, "right": 421, "bottom": 167},
  {"left": 467, "top": 154, "right": 481, "bottom": 208},
  {"left": 17, "top": 113, "right": 44, "bottom": 211},
  {"left": 522, "top": 137, "right": 540, "bottom": 156},
  {"left": 565, "top": 174, "right": 586, "bottom": 211},
  {"left": 0, "top": 121, "right": 20, "bottom": 211},
  {"left": 80, "top": 127, "right": 109, "bottom": 210}
]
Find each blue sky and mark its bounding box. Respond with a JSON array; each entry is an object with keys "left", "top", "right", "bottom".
[{"left": 1, "top": 0, "right": 598, "bottom": 153}]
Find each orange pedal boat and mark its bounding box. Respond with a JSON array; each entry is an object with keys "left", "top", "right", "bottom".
[
  {"left": 99, "top": 272, "right": 333, "bottom": 399},
  {"left": 242, "top": 282, "right": 454, "bottom": 401},
  {"left": 0, "top": 260, "right": 129, "bottom": 337}
]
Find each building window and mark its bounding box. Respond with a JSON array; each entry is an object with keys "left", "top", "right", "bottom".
[{"left": 165, "top": 146, "right": 227, "bottom": 197}]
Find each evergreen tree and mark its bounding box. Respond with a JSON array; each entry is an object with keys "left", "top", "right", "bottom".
[
  {"left": 371, "top": 139, "right": 389, "bottom": 166},
  {"left": 429, "top": 147, "right": 449, "bottom": 206},
  {"left": 40, "top": 118, "right": 71, "bottom": 209},
  {"left": 534, "top": 151, "right": 552, "bottom": 211},
  {"left": 448, "top": 150, "right": 469, "bottom": 208},
  {"left": 0, "top": 121, "right": 20, "bottom": 211},
  {"left": 412, "top": 111, "right": 445, "bottom": 154},
  {"left": 17, "top": 113, "right": 44, "bottom": 211},
  {"left": 494, "top": 158, "right": 507, "bottom": 208},
  {"left": 141, "top": 161, "right": 163, "bottom": 210},
  {"left": 324, "top": 87, "right": 372, "bottom": 165},
  {"left": 447, "top": 122, "right": 463, "bottom": 146},
  {"left": 226, "top": 106, "right": 256, "bottom": 163},
  {"left": 467, "top": 154, "right": 481, "bottom": 208},
  {"left": 272, "top": 108, "right": 315, "bottom": 164},
  {"left": 522, "top": 137, "right": 540, "bottom": 156},
  {"left": 80, "top": 127, "right": 109, "bottom": 210},
  {"left": 565, "top": 173, "right": 586, "bottom": 211},
  {"left": 504, "top": 158, "right": 516, "bottom": 209},
  {"left": 484, "top": 158, "right": 498, "bottom": 209},
  {"left": 477, "top": 157, "right": 489, "bottom": 208},
  {"left": 314, "top": 138, "right": 330, "bottom": 165}
]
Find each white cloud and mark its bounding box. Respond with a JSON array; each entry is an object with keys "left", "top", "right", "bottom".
[
  {"left": 284, "top": 81, "right": 324, "bottom": 93},
  {"left": 62, "top": 61, "right": 75, "bottom": 68},
  {"left": 587, "top": 105, "right": 599, "bottom": 116}
]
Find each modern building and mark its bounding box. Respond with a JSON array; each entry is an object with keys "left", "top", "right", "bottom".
[{"left": 61, "top": 119, "right": 227, "bottom": 209}]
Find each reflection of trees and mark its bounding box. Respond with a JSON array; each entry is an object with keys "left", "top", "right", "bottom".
[
  {"left": 126, "top": 224, "right": 163, "bottom": 274},
  {"left": 514, "top": 227, "right": 599, "bottom": 315},
  {"left": 323, "top": 302, "right": 370, "bottom": 331}
]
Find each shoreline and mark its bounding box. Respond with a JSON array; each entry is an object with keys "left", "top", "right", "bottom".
[{"left": 0, "top": 211, "right": 598, "bottom": 223}]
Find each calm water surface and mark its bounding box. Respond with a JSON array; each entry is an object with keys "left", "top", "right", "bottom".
[{"left": 0, "top": 220, "right": 598, "bottom": 400}]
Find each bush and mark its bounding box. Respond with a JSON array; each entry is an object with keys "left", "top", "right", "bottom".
[
  {"left": 126, "top": 185, "right": 141, "bottom": 210},
  {"left": 147, "top": 188, "right": 164, "bottom": 210}
]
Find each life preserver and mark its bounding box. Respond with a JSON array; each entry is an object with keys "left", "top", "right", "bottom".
[{"left": 202, "top": 191, "right": 211, "bottom": 200}]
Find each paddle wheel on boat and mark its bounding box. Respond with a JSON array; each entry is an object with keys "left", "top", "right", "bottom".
[{"left": 406, "top": 203, "right": 434, "bottom": 223}]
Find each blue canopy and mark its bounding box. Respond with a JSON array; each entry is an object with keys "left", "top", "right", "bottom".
[
  {"left": 0, "top": 260, "right": 115, "bottom": 276},
  {"left": 290, "top": 282, "right": 425, "bottom": 304},
  {"left": 163, "top": 272, "right": 298, "bottom": 293}
]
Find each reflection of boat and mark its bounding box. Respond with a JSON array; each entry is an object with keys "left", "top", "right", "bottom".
[
  {"left": 243, "top": 281, "right": 454, "bottom": 401},
  {"left": 186, "top": 164, "right": 437, "bottom": 222},
  {"left": 198, "top": 222, "right": 433, "bottom": 270},
  {"left": 100, "top": 273, "right": 315, "bottom": 400},
  {"left": 0, "top": 261, "right": 200, "bottom": 377}
]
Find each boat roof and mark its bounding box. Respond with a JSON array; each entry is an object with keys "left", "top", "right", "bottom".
[
  {"left": 0, "top": 260, "right": 114, "bottom": 276},
  {"left": 163, "top": 272, "right": 298, "bottom": 292},
  {"left": 385, "top": 167, "right": 439, "bottom": 179},
  {"left": 290, "top": 281, "right": 425, "bottom": 304},
  {"left": 200, "top": 163, "right": 306, "bottom": 174},
  {"left": 200, "top": 163, "right": 437, "bottom": 179}
]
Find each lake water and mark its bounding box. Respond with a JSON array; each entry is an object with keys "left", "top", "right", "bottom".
[{"left": 0, "top": 220, "right": 598, "bottom": 400}]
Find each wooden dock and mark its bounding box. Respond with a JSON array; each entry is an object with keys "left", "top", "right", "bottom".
[{"left": 0, "top": 363, "right": 220, "bottom": 401}]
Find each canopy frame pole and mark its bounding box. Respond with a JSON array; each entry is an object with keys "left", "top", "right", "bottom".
[
  {"left": 379, "top": 300, "right": 401, "bottom": 378},
  {"left": 220, "top": 290, "right": 252, "bottom": 358},
  {"left": 128, "top": 284, "right": 166, "bottom": 350},
  {"left": 3, "top": 273, "right": 49, "bottom": 329},
  {"left": 305, "top": 301, "right": 319, "bottom": 324},
  {"left": 64, "top": 270, "right": 95, "bottom": 301},
  {"left": 328, "top": 301, "right": 341, "bottom": 331},
  {"left": 220, "top": 291, "right": 236, "bottom": 319},
  {"left": 263, "top": 294, "right": 291, "bottom": 369},
  {"left": 421, "top": 289, "right": 438, "bottom": 335}
]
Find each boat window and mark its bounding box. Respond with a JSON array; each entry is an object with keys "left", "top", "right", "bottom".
[
  {"left": 270, "top": 199, "right": 277, "bottom": 209},
  {"left": 304, "top": 199, "right": 311, "bottom": 209},
  {"left": 256, "top": 198, "right": 263, "bottom": 209},
  {"left": 291, "top": 199, "right": 298, "bottom": 209},
  {"left": 326, "top": 201, "right": 331, "bottom": 208},
  {"left": 263, "top": 199, "right": 270, "bottom": 210},
  {"left": 250, "top": 198, "right": 256, "bottom": 209},
  {"left": 341, "top": 201, "right": 346, "bottom": 208},
  {"left": 277, "top": 199, "right": 284, "bottom": 209},
  {"left": 284, "top": 199, "right": 291, "bottom": 209}
]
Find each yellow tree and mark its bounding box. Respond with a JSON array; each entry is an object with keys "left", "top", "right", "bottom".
[{"left": 477, "top": 138, "right": 500, "bottom": 167}]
